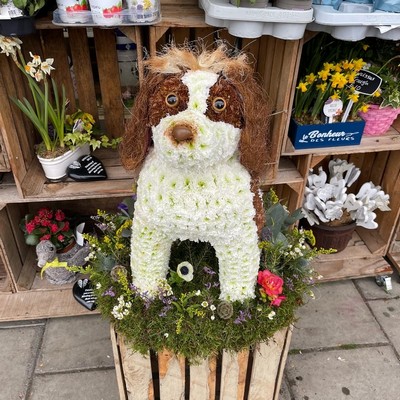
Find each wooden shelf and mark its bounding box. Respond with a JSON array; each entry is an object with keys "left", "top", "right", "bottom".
[
  {"left": 282, "top": 126, "right": 400, "bottom": 156},
  {"left": 313, "top": 231, "right": 393, "bottom": 282}
]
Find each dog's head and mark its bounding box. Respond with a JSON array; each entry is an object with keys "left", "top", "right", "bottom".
[{"left": 121, "top": 44, "right": 271, "bottom": 176}]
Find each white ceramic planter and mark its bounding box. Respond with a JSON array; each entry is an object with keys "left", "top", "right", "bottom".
[{"left": 37, "top": 143, "right": 90, "bottom": 181}]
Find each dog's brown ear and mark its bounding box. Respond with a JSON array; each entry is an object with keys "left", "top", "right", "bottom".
[
  {"left": 120, "top": 74, "right": 161, "bottom": 171},
  {"left": 237, "top": 75, "right": 272, "bottom": 180}
]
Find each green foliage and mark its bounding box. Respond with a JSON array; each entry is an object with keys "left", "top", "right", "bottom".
[
  {"left": 12, "top": 0, "right": 46, "bottom": 16},
  {"left": 81, "top": 190, "right": 328, "bottom": 362}
]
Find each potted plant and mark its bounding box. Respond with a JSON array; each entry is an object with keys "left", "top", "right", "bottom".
[
  {"left": 0, "top": 0, "right": 47, "bottom": 36},
  {"left": 290, "top": 57, "right": 368, "bottom": 149},
  {"left": 21, "top": 206, "right": 90, "bottom": 284},
  {"left": 301, "top": 158, "right": 391, "bottom": 252},
  {"left": 71, "top": 191, "right": 329, "bottom": 397},
  {"left": 0, "top": 35, "right": 121, "bottom": 180},
  {"left": 358, "top": 55, "right": 400, "bottom": 136}
]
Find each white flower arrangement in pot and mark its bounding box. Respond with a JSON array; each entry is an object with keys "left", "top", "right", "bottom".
[{"left": 301, "top": 158, "right": 390, "bottom": 251}]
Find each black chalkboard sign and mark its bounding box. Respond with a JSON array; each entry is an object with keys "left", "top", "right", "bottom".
[{"left": 353, "top": 70, "right": 382, "bottom": 95}]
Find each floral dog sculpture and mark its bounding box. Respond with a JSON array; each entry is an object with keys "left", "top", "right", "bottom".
[{"left": 121, "top": 44, "right": 271, "bottom": 302}]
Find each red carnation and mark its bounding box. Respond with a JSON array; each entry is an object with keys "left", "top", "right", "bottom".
[
  {"left": 40, "top": 234, "right": 51, "bottom": 241},
  {"left": 50, "top": 223, "right": 59, "bottom": 233},
  {"left": 25, "top": 221, "right": 36, "bottom": 234}
]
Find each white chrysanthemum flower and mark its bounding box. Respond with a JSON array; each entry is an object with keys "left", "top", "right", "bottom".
[{"left": 177, "top": 261, "right": 194, "bottom": 282}]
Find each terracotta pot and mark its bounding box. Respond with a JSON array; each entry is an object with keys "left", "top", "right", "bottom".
[{"left": 309, "top": 222, "right": 357, "bottom": 253}]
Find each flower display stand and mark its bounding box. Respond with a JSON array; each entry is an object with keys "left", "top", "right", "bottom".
[{"left": 110, "top": 325, "right": 293, "bottom": 400}]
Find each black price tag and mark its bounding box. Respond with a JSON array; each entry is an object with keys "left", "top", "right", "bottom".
[{"left": 353, "top": 69, "right": 382, "bottom": 96}]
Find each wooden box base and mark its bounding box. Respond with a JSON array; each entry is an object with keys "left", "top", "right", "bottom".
[{"left": 110, "top": 325, "right": 293, "bottom": 400}]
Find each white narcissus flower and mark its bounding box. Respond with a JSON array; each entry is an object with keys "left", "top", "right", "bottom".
[
  {"left": 40, "top": 58, "right": 55, "bottom": 75},
  {"left": 0, "top": 35, "right": 22, "bottom": 56}
]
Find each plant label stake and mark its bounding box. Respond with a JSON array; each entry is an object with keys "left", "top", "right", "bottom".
[
  {"left": 342, "top": 70, "right": 382, "bottom": 123},
  {"left": 323, "top": 98, "right": 343, "bottom": 123}
]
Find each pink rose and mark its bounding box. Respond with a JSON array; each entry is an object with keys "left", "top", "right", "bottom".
[{"left": 257, "top": 270, "right": 284, "bottom": 297}]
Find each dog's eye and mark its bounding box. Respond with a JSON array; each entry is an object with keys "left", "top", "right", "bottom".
[
  {"left": 212, "top": 97, "right": 226, "bottom": 112},
  {"left": 166, "top": 93, "right": 179, "bottom": 108}
]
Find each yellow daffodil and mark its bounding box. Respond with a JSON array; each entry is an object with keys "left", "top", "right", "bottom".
[
  {"left": 333, "top": 64, "right": 342, "bottom": 72},
  {"left": 352, "top": 58, "right": 366, "bottom": 71},
  {"left": 331, "top": 72, "right": 348, "bottom": 89},
  {"left": 360, "top": 104, "right": 370, "bottom": 113},
  {"left": 318, "top": 69, "right": 330, "bottom": 81},
  {"left": 296, "top": 81, "right": 308, "bottom": 92},
  {"left": 346, "top": 71, "right": 357, "bottom": 84},
  {"left": 362, "top": 44, "right": 369, "bottom": 51},
  {"left": 316, "top": 82, "right": 327, "bottom": 92},
  {"left": 373, "top": 90, "right": 381, "bottom": 98},
  {"left": 305, "top": 73, "right": 317, "bottom": 84},
  {"left": 348, "top": 93, "right": 359, "bottom": 102},
  {"left": 331, "top": 92, "right": 340, "bottom": 100},
  {"left": 341, "top": 60, "right": 354, "bottom": 70},
  {"left": 323, "top": 62, "right": 335, "bottom": 71}
]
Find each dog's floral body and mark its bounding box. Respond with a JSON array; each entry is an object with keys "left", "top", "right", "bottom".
[{"left": 121, "top": 45, "right": 271, "bottom": 302}]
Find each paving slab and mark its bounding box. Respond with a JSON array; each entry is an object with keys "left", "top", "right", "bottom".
[
  {"left": 368, "top": 298, "right": 400, "bottom": 355},
  {"left": 285, "top": 346, "right": 400, "bottom": 400},
  {"left": 278, "top": 377, "right": 291, "bottom": 400},
  {"left": 291, "top": 281, "right": 388, "bottom": 350},
  {"left": 28, "top": 369, "right": 119, "bottom": 400},
  {"left": 354, "top": 269, "right": 400, "bottom": 300},
  {"left": 0, "top": 326, "right": 43, "bottom": 400},
  {"left": 37, "top": 315, "right": 114, "bottom": 373}
]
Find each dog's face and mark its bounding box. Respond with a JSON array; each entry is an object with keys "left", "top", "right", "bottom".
[{"left": 148, "top": 70, "right": 244, "bottom": 169}]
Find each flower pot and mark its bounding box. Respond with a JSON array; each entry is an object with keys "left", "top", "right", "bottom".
[
  {"left": 56, "top": 0, "right": 91, "bottom": 23},
  {"left": 309, "top": 222, "right": 357, "bottom": 252},
  {"left": 288, "top": 118, "right": 365, "bottom": 150},
  {"left": 37, "top": 143, "right": 90, "bottom": 181},
  {"left": 89, "top": 0, "right": 124, "bottom": 26},
  {"left": 0, "top": 16, "right": 35, "bottom": 36},
  {"left": 358, "top": 104, "right": 400, "bottom": 136},
  {"left": 111, "top": 325, "right": 293, "bottom": 400},
  {"left": 126, "top": 0, "right": 160, "bottom": 23}
]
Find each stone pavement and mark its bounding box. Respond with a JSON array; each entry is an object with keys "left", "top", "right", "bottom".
[{"left": 1, "top": 271, "right": 400, "bottom": 400}]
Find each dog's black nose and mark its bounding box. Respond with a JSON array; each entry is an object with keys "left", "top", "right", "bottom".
[{"left": 172, "top": 125, "right": 194, "bottom": 142}]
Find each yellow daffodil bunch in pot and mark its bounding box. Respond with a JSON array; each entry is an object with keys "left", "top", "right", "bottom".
[
  {"left": 290, "top": 57, "right": 368, "bottom": 150},
  {"left": 0, "top": 35, "right": 120, "bottom": 180}
]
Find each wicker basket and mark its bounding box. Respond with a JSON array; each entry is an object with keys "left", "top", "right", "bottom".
[{"left": 359, "top": 104, "right": 400, "bottom": 136}]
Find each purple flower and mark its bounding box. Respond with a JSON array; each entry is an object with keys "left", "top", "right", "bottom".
[
  {"left": 102, "top": 287, "right": 115, "bottom": 297},
  {"left": 234, "top": 310, "right": 252, "bottom": 325},
  {"left": 204, "top": 282, "right": 212, "bottom": 290},
  {"left": 203, "top": 266, "right": 216, "bottom": 275}
]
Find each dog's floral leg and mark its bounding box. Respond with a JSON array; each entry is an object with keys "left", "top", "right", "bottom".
[
  {"left": 211, "top": 228, "right": 260, "bottom": 303},
  {"left": 130, "top": 219, "right": 173, "bottom": 296}
]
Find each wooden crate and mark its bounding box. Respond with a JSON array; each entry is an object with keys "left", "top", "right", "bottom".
[
  {"left": 0, "top": 131, "right": 10, "bottom": 172},
  {"left": 0, "top": 24, "right": 143, "bottom": 199},
  {"left": 111, "top": 325, "right": 292, "bottom": 400}
]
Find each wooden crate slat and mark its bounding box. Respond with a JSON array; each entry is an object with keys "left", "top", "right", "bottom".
[
  {"left": 219, "top": 349, "right": 249, "bottom": 400},
  {"left": 41, "top": 30, "right": 77, "bottom": 112},
  {"left": 0, "top": 131, "right": 10, "bottom": 172},
  {"left": 188, "top": 356, "right": 217, "bottom": 400},
  {"left": 117, "top": 335, "right": 154, "bottom": 400},
  {"left": 93, "top": 28, "right": 125, "bottom": 138},
  {"left": 158, "top": 350, "right": 185, "bottom": 399},
  {"left": 0, "top": 288, "right": 94, "bottom": 321},
  {"left": 15, "top": 248, "right": 37, "bottom": 291},
  {"left": 155, "top": 4, "right": 207, "bottom": 28},
  {"left": 68, "top": 28, "right": 99, "bottom": 121},
  {"left": 247, "top": 327, "right": 291, "bottom": 400}
]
